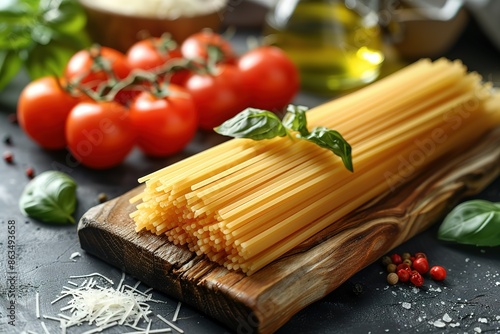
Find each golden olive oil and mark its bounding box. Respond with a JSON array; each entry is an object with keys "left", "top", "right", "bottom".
[{"left": 265, "top": 0, "right": 384, "bottom": 94}]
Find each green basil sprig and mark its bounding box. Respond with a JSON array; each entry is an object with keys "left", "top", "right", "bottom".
[
  {"left": 19, "top": 171, "right": 78, "bottom": 224},
  {"left": 214, "top": 105, "right": 353, "bottom": 172},
  {"left": 214, "top": 107, "right": 289, "bottom": 140},
  {"left": 437, "top": 200, "right": 500, "bottom": 246},
  {"left": 0, "top": 0, "right": 91, "bottom": 91}
]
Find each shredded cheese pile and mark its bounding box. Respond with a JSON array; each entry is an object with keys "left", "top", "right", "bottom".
[
  {"left": 56, "top": 285, "right": 151, "bottom": 328},
  {"left": 36, "top": 273, "right": 183, "bottom": 334}
]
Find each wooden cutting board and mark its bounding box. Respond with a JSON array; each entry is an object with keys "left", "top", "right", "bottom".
[{"left": 78, "top": 128, "right": 500, "bottom": 334}]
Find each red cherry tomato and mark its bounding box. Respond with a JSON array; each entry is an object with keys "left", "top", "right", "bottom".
[
  {"left": 64, "top": 46, "right": 133, "bottom": 105},
  {"left": 126, "top": 37, "right": 188, "bottom": 86},
  {"left": 129, "top": 85, "right": 198, "bottom": 157},
  {"left": 17, "top": 77, "right": 81, "bottom": 149},
  {"left": 429, "top": 266, "right": 447, "bottom": 281},
  {"left": 184, "top": 64, "right": 249, "bottom": 130},
  {"left": 65, "top": 101, "right": 137, "bottom": 169},
  {"left": 65, "top": 46, "right": 131, "bottom": 87},
  {"left": 181, "top": 30, "right": 235, "bottom": 64},
  {"left": 237, "top": 46, "right": 299, "bottom": 112},
  {"left": 412, "top": 257, "right": 429, "bottom": 274}
]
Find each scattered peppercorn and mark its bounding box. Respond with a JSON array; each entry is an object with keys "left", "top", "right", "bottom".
[
  {"left": 414, "top": 252, "right": 427, "bottom": 259},
  {"left": 397, "top": 268, "right": 410, "bottom": 282},
  {"left": 352, "top": 283, "right": 364, "bottom": 296},
  {"left": 3, "top": 135, "right": 12, "bottom": 145},
  {"left": 403, "top": 259, "right": 412, "bottom": 267},
  {"left": 429, "top": 266, "right": 447, "bottom": 281},
  {"left": 387, "top": 272, "right": 399, "bottom": 285},
  {"left": 3, "top": 151, "right": 13, "bottom": 164},
  {"left": 98, "top": 192, "right": 108, "bottom": 203},
  {"left": 381, "top": 255, "right": 392, "bottom": 267},
  {"left": 402, "top": 252, "right": 412, "bottom": 260},
  {"left": 412, "top": 257, "right": 429, "bottom": 274},
  {"left": 410, "top": 270, "right": 424, "bottom": 287},
  {"left": 381, "top": 251, "right": 446, "bottom": 287},
  {"left": 26, "top": 167, "right": 35, "bottom": 179},
  {"left": 391, "top": 253, "right": 403, "bottom": 265},
  {"left": 386, "top": 263, "right": 397, "bottom": 273},
  {"left": 397, "top": 263, "right": 411, "bottom": 272}
]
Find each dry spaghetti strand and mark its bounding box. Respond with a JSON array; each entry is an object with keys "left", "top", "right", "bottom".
[{"left": 130, "top": 58, "right": 500, "bottom": 275}]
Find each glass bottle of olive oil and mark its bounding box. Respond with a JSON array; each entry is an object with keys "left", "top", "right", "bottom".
[{"left": 265, "top": 0, "right": 384, "bottom": 94}]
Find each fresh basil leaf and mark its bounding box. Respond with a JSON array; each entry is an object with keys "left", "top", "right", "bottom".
[
  {"left": 214, "top": 108, "right": 289, "bottom": 140},
  {"left": 302, "top": 127, "right": 353, "bottom": 172},
  {"left": 0, "top": 50, "right": 22, "bottom": 91},
  {"left": 0, "top": 0, "right": 37, "bottom": 16},
  {"left": 25, "top": 40, "right": 75, "bottom": 79},
  {"left": 0, "top": 21, "right": 33, "bottom": 50},
  {"left": 0, "top": 0, "right": 36, "bottom": 46},
  {"left": 41, "top": 0, "right": 88, "bottom": 35},
  {"left": 51, "top": 29, "right": 91, "bottom": 51},
  {"left": 6, "top": 0, "right": 38, "bottom": 9},
  {"left": 438, "top": 200, "right": 500, "bottom": 246},
  {"left": 32, "top": 23, "right": 53, "bottom": 45},
  {"left": 214, "top": 105, "right": 354, "bottom": 172},
  {"left": 282, "top": 104, "right": 309, "bottom": 136},
  {"left": 19, "top": 171, "right": 78, "bottom": 224},
  {"left": 0, "top": 0, "right": 90, "bottom": 90},
  {"left": 0, "top": 8, "right": 31, "bottom": 20}
]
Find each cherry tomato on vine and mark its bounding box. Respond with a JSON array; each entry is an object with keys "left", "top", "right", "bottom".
[
  {"left": 64, "top": 46, "right": 133, "bottom": 104},
  {"left": 129, "top": 85, "right": 198, "bottom": 157},
  {"left": 181, "top": 30, "right": 235, "bottom": 64},
  {"left": 65, "top": 101, "right": 137, "bottom": 169},
  {"left": 237, "top": 46, "right": 299, "bottom": 112},
  {"left": 184, "top": 64, "right": 249, "bottom": 130},
  {"left": 65, "top": 46, "right": 131, "bottom": 87},
  {"left": 126, "top": 37, "right": 188, "bottom": 86},
  {"left": 17, "top": 76, "right": 81, "bottom": 150}
]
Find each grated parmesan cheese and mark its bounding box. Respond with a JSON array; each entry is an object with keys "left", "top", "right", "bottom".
[
  {"left": 35, "top": 291, "right": 40, "bottom": 319},
  {"left": 41, "top": 321, "right": 51, "bottom": 334},
  {"left": 157, "top": 314, "right": 184, "bottom": 333},
  {"left": 172, "top": 301, "right": 182, "bottom": 322},
  {"left": 69, "top": 252, "right": 81, "bottom": 261},
  {"left": 38, "top": 272, "right": 183, "bottom": 334}
]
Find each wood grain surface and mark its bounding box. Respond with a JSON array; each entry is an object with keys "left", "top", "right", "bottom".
[{"left": 78, "top": 128, "right": 500, "bottom": 334}]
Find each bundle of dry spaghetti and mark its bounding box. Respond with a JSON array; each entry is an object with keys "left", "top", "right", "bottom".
[{"left": 130, "top": 58, "right": 500, "bottom": 275}]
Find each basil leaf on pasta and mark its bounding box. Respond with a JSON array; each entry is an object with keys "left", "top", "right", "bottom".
[{"left": 214, "top": 107, "right": 289, "bottom": 140}]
